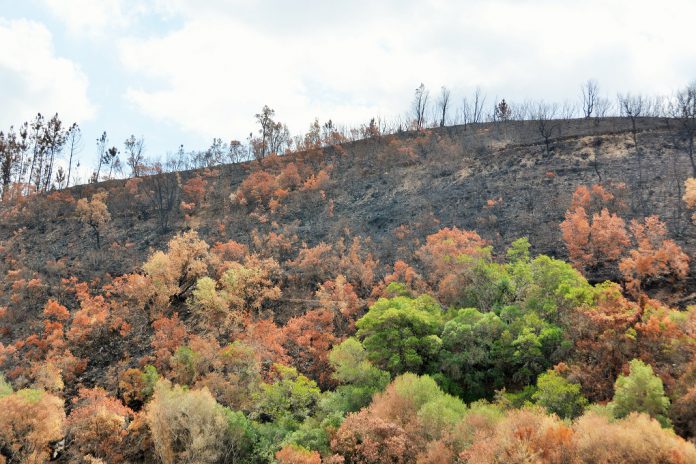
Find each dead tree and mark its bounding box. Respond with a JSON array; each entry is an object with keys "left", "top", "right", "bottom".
[
  {"left": 413, "top": 83, "right": 429, "bottom": 130},
  {"left": 675, "top": 82, "right": 696, "bottom": 176},
  {"left": 535, "top": 102, "right": 559, "bottom": 156},
  {"left": 581, "top": 79, "right": 599, "bottom": 118},
  {"left": 437, "top": 86, "right": 451, "bottom": 127}
]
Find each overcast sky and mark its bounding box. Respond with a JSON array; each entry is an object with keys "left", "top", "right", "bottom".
[{"left": 1, "top": 0, "right": 696, "bottom": 173}]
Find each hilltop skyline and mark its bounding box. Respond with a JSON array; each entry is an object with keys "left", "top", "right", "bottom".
[{"left": 2, "top": 0, "right": 696, "bottom": 171}]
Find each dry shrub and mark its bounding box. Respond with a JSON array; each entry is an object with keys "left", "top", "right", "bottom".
[
  {"left": 462, "top": 407, "right": 576, "bottom": 464},
  {"left": 66, "top": 388, "right": 132, "bottom": 463},
  {"left": 573, "top": 412, "right": 696, "bottom": 464},
  {"left": 331, "top": 409, "right": 417, "bottom": 464},
  {"left": 0, "top": 388, "right": 65, "bottom": 464},
  {"left": 145, "top": 381, "right": 231, "bottom": 464},
  {"left": 276, "top": 444, "right": 322, "bottom": 464}
]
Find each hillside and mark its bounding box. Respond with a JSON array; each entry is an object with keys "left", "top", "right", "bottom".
[
  {"left": 1, "top": 116, "right": 695, "bottom": 463},
  {"left": 2, "top": 117, "right": 694, "bottom": 293}
]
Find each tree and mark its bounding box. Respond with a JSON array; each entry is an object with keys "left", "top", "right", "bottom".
[
  {"left": 574, "top": 411, "right": 696, "bottom": 464},
  {"left": 124, "top": 135, "right": 145, "bottom": 177},
  {"left": 462, "top": 87, "right": 486, "bottom": 126},
  {"left": 494, "top": 98, "right": 511, "bottom": 122},
  {"left": 438, "top": 307, "right": 506, "bottom": 400},
  {"left": 437, "top": 86, "right": 451, "bottom": 127},
  {"left": 75, "top": 191, "right": 111, "bottom": 249},
  {"left": 63, "top": 123, "right": 82, "bottom": 188},
  {"left": 611, "top": 359, "right": 670, "bottom": 427},
  {"left": 254, "top": 364, "right": 321, "bottom": 424},
  {"left": 327, "top": 338, "right": 390, "bottom": 413},
  {"left": 463, "top": 408, "right": 575, "bottom": 464},
  {"left": 560, "top": 206, "right": 630, "bottom": 271},
  {"left": 619, "top": 216, "right": 689, "bottom": 294},
  {"left": 27, "top": 113, "right": 46, "bottom": 192},
  {"left": 94, "top": 131, "right": 108, "bottom": 183},
  {"left": 136, "top": 163, "right": 181, "bottom": 233},
  {"left": 413, "top": 83, "right": 429, "bottom": 130},
  {"left": 581, "top": 79, "right": 599, "bottom": 118},
  {"left": 532, "top": 369, "right": 588, "bottom": 419},
  {"left": 416, "top": 227, "right": 489, "bottom": 305},
  {"left": 142, "top": 231, "right": 213, "bottom": 308},
  {"left": 42, "top": 113, "right": 66, "bottom": 192},
  {"left": 105, "top": 146, "right": 121, "bottom": 180},
  {"left": 331, "top": 409, "right": 415, "bottom": 464},
  {"left": 356, "top": 295, "right": 443, "bottom": 375},
  {"left": 560, "top": 184, "right": 630, "bottom": 272},
  {"left": 283, "top": 308, "right": 338, "bottom": 388},
  {"left": 535, "top": 102, "right": 559, "bottom": 156},
  {"left": 675, "top": 82, "right": 696, "bottom": 176},
  {"left": 684, "top": 177, "right": 696, "bottom": 222},
  {"left": 251, "top": 105, "right": 289, "bottom": 160}
]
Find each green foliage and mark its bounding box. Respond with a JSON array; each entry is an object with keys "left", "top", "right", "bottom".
[
  {"left": 611, "top": 359, "right": 671, "bottom": 427},
  {"left": 532, "top": 369, "right": 588, "bottom": 418},
  {"left": 326, "top": 338, "right": 390, "bottom": 413},
  {"left": 0, "top": 374, "right": 12, "bottom": 398},
  {"left": 255, "top": 364, "right": 321, "bottom": 424},
  {"left": 142, "top": 364, "right": 159, "bottom": 399},
  {"left": 171, "top": 346, "right": 200, "bottom": 385},
  {"left": 356, "top": 295, "right": 443, "bottom": 375},
  {"left": 438, "top": 307, "right": 507, "bottom": 400}
]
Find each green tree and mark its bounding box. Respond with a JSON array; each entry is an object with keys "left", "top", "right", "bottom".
[
  {"left": 356, "top": 295, "right": 443, "bottom": 375},
  {"left": 438, "top": 307, "right": 507, "bottom": 399},
  {"left": 611, "top": 359, "right": 671, "bottom": 427},
  {"left": 532, "top": 369, "right": 588, "bottom": 419},
  {"left": 255, "top": 364, "right": 321, "bottom": 424},
  {"left": 326, "top": 338, "right": 390, "bottom": 413}
]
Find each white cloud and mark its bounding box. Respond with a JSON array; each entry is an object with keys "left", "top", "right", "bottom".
[
  {"left": 40, "top": 0, "right": 144, "bottom": 36},
  {"left": 0, "top": 18, "right": 95, "bottom": 128},
  {"left": 116, "top": 0, "right": 696, "bottom": 141}
]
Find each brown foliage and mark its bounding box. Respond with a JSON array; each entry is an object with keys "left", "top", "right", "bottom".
[
  {"left": 573, "top": 412, "right": 696, "bottom": 463},
  {"left": 66, "top": 388, "right": 132, "bottom": 463},
  {"left": 561, "top": 207, "right": 630, "bottom": 270},
  {"left": 0, "top": 389, "right": 65, "bottom": 464},
  {"left": 284, "top": 308, "right": 339, "bottom": 387},
  {"left": 238, "top": 318, "right": 289, "bottom": 376},
  {"left": 75, "top": 191, "right": 111, "bottom": 249},
  {"left": 316, "top": 275, "right": 365, "bottom": 333},
  {"left": 143, "top": 230, "right": 213, "bottom": 310},
  {"left": 276, "top": 444, "right": 322, "bottom": 464},
  {"left": 235, "top": 170, "right": 278, "bottom": 207},
  {"left": 619, "top": 216, "right": 689, "bottom": 294},
  {"left": 463, "top": 408, "right": 576, "bottom": 464},
  {"left": 416, "top": 227, "right": 488, "bottom": 305},
  {"left": 151, "top": 313, "right": 188, "bottom": 372},
  {"left": 332, "top": 409, "right": 417, "bottom": 464}
]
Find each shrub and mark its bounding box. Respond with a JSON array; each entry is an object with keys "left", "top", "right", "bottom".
[
  {"left": 145, "top": 380, "right": 254, "bottom": 464},
  {"left": 574, "top": 412, "right": 696, "bottom": 463},
  {"left": 66, "top": 388, "right": 132, "bottom": 463},
  {"left": 0, "top": 388, "right": 65, "bottom": 464},
  {"left": 276, "top": 444, "right": 322, "bottom": 464}
]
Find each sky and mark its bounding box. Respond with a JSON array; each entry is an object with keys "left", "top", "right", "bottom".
[{"left": 1, "top": 0, "right": 696, "bottom": 176}]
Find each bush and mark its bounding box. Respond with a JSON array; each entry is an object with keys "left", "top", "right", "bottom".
[
  {"left": 0, "top": 388, "right": 65, "bottom": 464},
  {"left": 66, "top": 388, "right": 132, "bottom": 463},
  {"left": 145, "top": 380, "right": 254, "bottom": 464}
]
